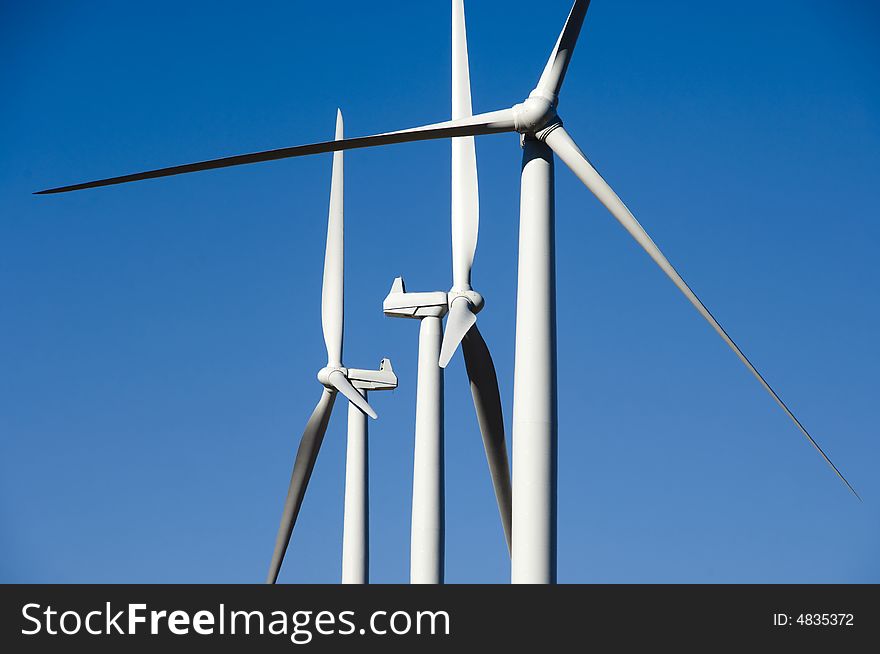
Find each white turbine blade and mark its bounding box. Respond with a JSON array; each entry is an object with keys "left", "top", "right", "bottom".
[
  {"left": 544, "top": 125, "right": 860, "bottom": 499},
  {"left": 330, "top": 371, "right": 378, "bottom": 420},
  {"left": 461, "top": 324, "right": 512, "bottom": 552},
  {"left": 322, "top": 110, "right": 344, "bottom": 367},
  {"left": 452, "top": 0, "right": 474, "bottom": 121},
  {"left": 533, "top": 0, "right": 591, "bottom": 105},
  {"left": 439, "top": 296, "right": 477, "bottom": 368},
  {"left": 451, "top": 0, "right": 479, "bottom": 291},
  {"left": 267, "top": 387, "right": 337, "bottom": 584},
  {"left": 36, "top": 109, "right": 517, "bottom": 194}
]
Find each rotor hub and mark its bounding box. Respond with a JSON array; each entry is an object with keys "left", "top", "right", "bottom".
[
  {"left": 317, "top": 366, "right": 347, "bottom": 388},
  {"left": 512, "top": 96, "right": 557, "bottom": 135},
  {"left": 448, "top": 289, "right": 484, "bottom": 314}
]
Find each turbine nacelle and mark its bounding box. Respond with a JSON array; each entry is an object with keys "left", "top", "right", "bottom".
[
  {"left": 383, "top": 277, "right": 448, "bottom": 320},
  {"left": 348, "top": 358, "right": 398, "bottom": 392}
]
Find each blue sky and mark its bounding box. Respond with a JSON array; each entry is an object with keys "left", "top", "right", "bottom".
[{"left": 2, "top": 0, "right": 878, "bottom": 583}]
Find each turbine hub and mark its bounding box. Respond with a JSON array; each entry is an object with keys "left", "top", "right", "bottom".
[
  {"left": 448, "top": 289, "right": 484, "bottom": 314},
  {"left": 512, "top": 96, "right": 557, "bottom": 135},
  {"left": 317, "top": 366, "right": 348, "bottom": 388}
]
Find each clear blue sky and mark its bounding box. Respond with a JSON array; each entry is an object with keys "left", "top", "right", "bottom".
[{"left": 2, "top": 1, "right": 878, "bottom": 583}]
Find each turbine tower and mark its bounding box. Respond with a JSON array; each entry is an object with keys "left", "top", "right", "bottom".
[
  {"left": 343, "top": 358, "right": 397, "bottom": 584},
  {"left": 267, "top": 110, "right": 398, "bottom": 584},
  {"left": 383, "top": 278, "right": 447, "bottom": 583},
  {"left": 39, "top": 1, "right": 859, "bottom": 585}
]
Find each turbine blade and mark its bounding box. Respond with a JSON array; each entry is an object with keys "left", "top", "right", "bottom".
[
  {"left": 322, "top": 110, "right": 344, "bottom": 367},
  {"left": 267, "top": 388, "right": 337, "bottom": 584},
  {"left": 534, "top": 0, "right": 591, "bottom": 104},
  {"left": 35, "top": 109, "right": 517, "bottom": 194},
  {"left": 451, "top": 0, "right": 479, "bottom": 291},
  {"left": 462, "top": 324, "right": 512, "bottom": 551},
  {"left": 544, "top": 125, "right": 860, "bottom": 499},
  {"left": 439, "top": 296, "right": 476, "bottom": 368},
  {"left": 330, "top": 371, "right": 378, "bottom": 420}
]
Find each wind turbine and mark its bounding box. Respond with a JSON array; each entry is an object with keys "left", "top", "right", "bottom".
[
  {"left": 38, "top": 0, "right": 858, "bottom": 585},
  {"left": 380, "top": 1, "right": 512, "bottom": 584},
  {"left": 267, "top": 110, "right": 398, "bottom": 584}
]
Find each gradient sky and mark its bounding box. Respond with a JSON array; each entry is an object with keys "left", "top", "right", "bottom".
[{"left": 2, "top": 1, "right": 878, "bottom": 583}]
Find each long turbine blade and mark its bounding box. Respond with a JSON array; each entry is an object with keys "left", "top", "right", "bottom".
[
  {"left": 35, "top": 109, "right": 517, "bottom": 194},
  {"left": 451, "top": 0, "right": 479, "bottom": 291},
  {"left": 439, "top": 296, "right": 476, "bottom": 368},
  {"left": 322, "top": 110, "right": 344, "bottom": 367},
  {"left": 533, "top": 0, "right": 591, "bottom": 104},
  {"left": 462, "top": 324, "right": 512, "bottom": 551},
  {"left": 544, "top": 125, "right": 860, "bottom": 499},
  {"left": 267, "top": 388, "right": 337, "bottom": 584},
  {"left": 330, "top": 371, "right": 377, "bottom": 420}
]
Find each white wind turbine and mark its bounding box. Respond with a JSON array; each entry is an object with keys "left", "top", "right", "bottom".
[
  {"left": 381, "top": 1, "right": 512, "bottom": 584},
  {"left": 266, "top": 110, "right": 398, "bottom": 584},
  {"left": 39, "top": 0, "right": 858, "bottom": 585}
]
